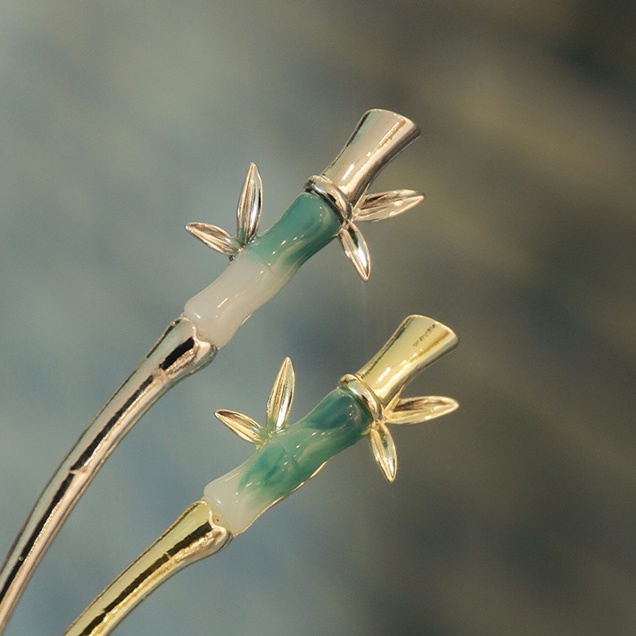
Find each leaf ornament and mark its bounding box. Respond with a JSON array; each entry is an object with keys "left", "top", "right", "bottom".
[
  {"left": 385, "top": 396, "right": 458, "bottom": 425},
  {"left": 187, "top": 163, "right": 263, "bottom": 258},
  {"left": 215, "top": 358, "right": 296, "bottom": 446},
  {"left": 367, "top": 394, "right": 458, "bottom": 482},
  {"left": 339, "top": 188, "right": 424, "bottom": 280},
  {"left": 339, "top": 223, "right": 371, "bottom": 281},
  {"left": 368, "top": 422, "right": 398, "bottom": 482},
  {"left": 236, "top": 162, "right": 262, "bottom": 246},
  {"left": 355, "top": 189, "right": 424, "bottom": 222},
  {"left": 215, "top": 410, "right": 265, "bottom": 446},
  {"left": 266, "top": 357, "right": 295, "bottom": 433},
  {"left": 185, "top": 223, "right": 240, "bottom": 256}
]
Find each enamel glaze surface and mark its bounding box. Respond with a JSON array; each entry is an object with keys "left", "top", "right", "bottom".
[
  {"left": 204, "top": 388, "right": 371, "bottom": 534},
  {"left": 248, "top": 192, "right": 340, "bottom": 273},
  {"left": 184, "top": 192, "right": 340, "bottom": 347},
  {"left": 183, "top": 251, "right": 282, "bottom": 348}
]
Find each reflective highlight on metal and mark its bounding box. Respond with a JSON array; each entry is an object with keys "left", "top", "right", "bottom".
[
  {"left": 320, "top": 109, "right": 420, "bottom": 207},
  {"left": 305, "top": 109, "right": 422, "bottom": 280},
  {"left": 63, "top": 315, "right": 458, "bottom": 635},
  {"left": 0, "top": 319, "right": 215, "bottom": 633},
  {"left": 0, "top": 110, "right": 424, "bottom": 632},
  {"left": 341, "top": 315, "right": 459, "bottom": 481},
  {"left": 340, "top": 316, "right": 458, "bottom": 421},
  {"left": 64, "top": 500, "right": 232, "bottom": 636},
  {"left": 348, "top": 315, "right": 459, "bottom": 409},
  {"left": 304, "top": 174, "right": 353, "bottom": 224}
]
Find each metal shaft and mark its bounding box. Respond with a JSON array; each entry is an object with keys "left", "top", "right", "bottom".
[
  {"left": 64, "top": 314, "right": 459, "bottom": 634},
  {"left": 0, "top": 318, "right": 215, "bottom": 633},
  {"left": 64, "top": 500, "right": 231, "bottom": 636},
  {"left": 0, "top": 109, "right": 424, "bottom": 632}
]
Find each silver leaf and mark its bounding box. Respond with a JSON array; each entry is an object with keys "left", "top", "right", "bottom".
[
  {"left": 339, "top": 223, "right": 371, "bottom": 281},
  {"left": 355, "top": 189, "right": 424, "bottom": 222},
  {"left": 236, "top": 162, "right": 263, "bottom": 246},
  {"left": 186, "top": 222, "right": 240, "bottom": 256},
  {"left": 266, "top": 357, "right": 295, "bottom": 433}
]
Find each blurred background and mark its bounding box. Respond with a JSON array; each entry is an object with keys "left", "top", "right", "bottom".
[{"left": 0, "top": 1, "right": 634, "bottom": 634}]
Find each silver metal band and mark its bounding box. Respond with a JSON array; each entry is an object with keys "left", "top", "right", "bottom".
[
  {"left": 306, "top": 110, "right": 420, "bottom": 226},
  {"left": 304, "top": 174, "right": 353, "bottom": 225},
  {"left": 321, "top": 109, "right": 419, "bottom": 208}
]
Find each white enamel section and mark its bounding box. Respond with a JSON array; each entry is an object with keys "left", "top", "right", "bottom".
[
  {"left": 183, "top": 251, "right": 288, "bottom": 348},
  {"left": 204, "top": 468, "right": 263, "bottom": 536}
]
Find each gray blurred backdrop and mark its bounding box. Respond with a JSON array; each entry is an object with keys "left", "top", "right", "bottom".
[{"left": 1, "top": 2, "right": 635, "bottom": 635}]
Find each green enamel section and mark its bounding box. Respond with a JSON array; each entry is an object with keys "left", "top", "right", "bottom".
[
  {"left": 234, "top": 388, "right": 371, "bottom": 521},
  {"left": 249, "top": 192, "right": 341, "bottom": 279}
]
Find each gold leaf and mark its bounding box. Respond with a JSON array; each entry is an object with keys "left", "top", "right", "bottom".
[
  {"left": 368, "top": 423, "right": 397, "bottom": 482},
  {"left": 215, "top": 409, "right": 264, "bottom": 445},
  {"left": 386, "top": 396, "right": 459, "bottom": 425}
]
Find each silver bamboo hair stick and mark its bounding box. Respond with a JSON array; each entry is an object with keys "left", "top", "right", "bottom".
[
  {"left": 64, "top": 315, "right": 458, "bottom": 636},
  {"left": 0, "top": 110, "right": 424, "bottom": 632}
]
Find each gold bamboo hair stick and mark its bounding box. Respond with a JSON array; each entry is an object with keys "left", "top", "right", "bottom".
[{"left": 65, "top": 315, "right": 458, "bottom": 635}]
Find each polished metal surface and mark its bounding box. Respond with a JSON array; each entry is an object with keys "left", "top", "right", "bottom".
[
  {"left": 338, "top": 373, "right": 383, "bottom": 422},
  {"left": 305, "top": 110, "right": 424, "bottom": 280},
  {"left": 215, "top": 356, "right": 295, "bottom": 446},
  {"left": 340, "top": 315, "right": 459, "bottom": 481},
  {"left": 0, "top": 108, "right": 425, "bottom": 633},
  {"left": 0, "top": 318, "right": 216, "bottom": 633},
  {"left": 2, "top": 4, "right": 634, "bottom": 633},
  {"left": 64, "top": 316, "right": 458, "bottom": 633},
  {"left": 352, "top": 315, "right": 458, "bottom": 408},
  {"left": 304, "top": 174, "right": 353, "bottom": 224},
  {"left": 186, "top": 162, "right": 263, "bottom": 258},
  {"left": 321, "top": 109, "right": 419, "bottom": 208},
  {"left": 64, "top": 500, "right": 232, "bottom": 636}
]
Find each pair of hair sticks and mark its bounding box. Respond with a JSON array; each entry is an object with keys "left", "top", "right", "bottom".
[{"left": 0, "top": 109, "right": 459, "bottom": 635}]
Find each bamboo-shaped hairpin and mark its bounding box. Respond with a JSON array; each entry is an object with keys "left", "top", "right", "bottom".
[
  {"left": 65, "top": 315, "right": 458, "bottom": 636},
  {"left": 0, "top": 110, "right": 424, "bottom": 631}
]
